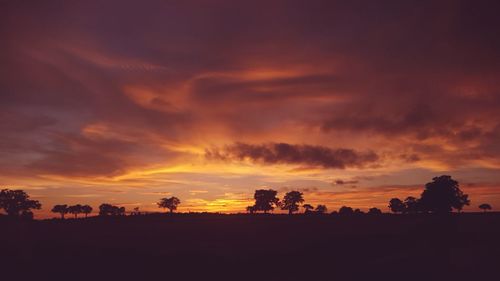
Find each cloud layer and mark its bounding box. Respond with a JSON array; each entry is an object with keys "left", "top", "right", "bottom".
[
  {"left": 1, "top": 1, "right": 500, "bottom": 215},
  {"left": 207, "top": 143, "right": 378, "bottom": 169}
]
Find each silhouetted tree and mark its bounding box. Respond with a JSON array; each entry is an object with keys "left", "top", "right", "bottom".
[
  {"left": 303, "top": 204, "right": 314, "bottom": 213},
  {"left": 253, "top": 189, "right": 279, "bottom": 213},
  {"left": 68, "top": 204, "right": 83, "bottom": 219},
  {"left": 51, "top": 204, "right": 68, "bottom": 219},
  {"left": 158, "top": 197, "right": 181, "bottom": 213},
  {"left": 388, "top": 198, "right": 405, "bottom": 214},
  {"left": 99, "top": 203, "right": 124, "bottom": 216},
  {"left": 419, "top": 175, "right": 470, "bottom": 213},
  {"left": 81, "top": 205, "right": 93, "bottom": 218},
  {"left": 479, "top": 203, "right": 492, "bottom": 213},
  {"left": 368, "top": 207, "right": 382, "bottom": 215},
  {"left": 281, "top": 191, "right": 304, "bottom": 214},
  {"left": 0, "top": 189, "right": 41, "bottom": 218},
  {"left": 315, "top": 204, "right": 328, "bottom": 214},
  {"left": 339, "top": 206, "right": 354, "bottom": 215},
  {"left": 404, "top": 196, "right": 420, "bottom": 214}
]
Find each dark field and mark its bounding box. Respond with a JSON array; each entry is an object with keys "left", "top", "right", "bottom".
[{"left": 1, "top": 213, "right": 499, "bottom": 281}]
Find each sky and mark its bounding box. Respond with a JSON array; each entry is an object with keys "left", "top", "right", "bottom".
[{"left": 1, "top": 0, "right": 500, "bottom": 218}]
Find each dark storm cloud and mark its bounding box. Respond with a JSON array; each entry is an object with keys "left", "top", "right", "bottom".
[
  {"left": 206, "top": 143, "right": 379, "bottom": 169},
  {"left": 334, "top": 180, "right": 359, "bottom": 185}
]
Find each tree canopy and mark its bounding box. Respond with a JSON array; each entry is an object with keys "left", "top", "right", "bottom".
[
  {"left": 99, "top": 203, "right": 125, "bottom": 216},
  {"left": 389, "top": 198, "right": 405, "bottom": 214},
  {"left": 0, "top": 189, "right": 41, "bottom": 218},
  {"left": 158, "top": 197, "right": 181, "bottom": 213},
  {"left": 81, "top": 205, "right": 93, "bottom": 218},
  {"left": 51, "top": 204, "right": 68, "bottom": 219},
  {"left": 419, "top": 175, "right": 470, "bottom": 213},
  {"left": 281, "top": 191, "right": 304, "bottom": 214},
  {"left": 252, "top": 189, "right": 279, "bottom": 213},
  {"left": 479, "top": 203, "right": 492, "bottom": 212},
  {"left": 68, "top": 204, "right": 83, "bottom": 218}
]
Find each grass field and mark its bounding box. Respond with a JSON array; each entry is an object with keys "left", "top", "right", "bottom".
[{"left": 1, "top": 213, "right": 499, "bottom": 280}]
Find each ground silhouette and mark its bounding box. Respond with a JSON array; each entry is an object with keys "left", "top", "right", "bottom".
[{"left": 1, "top": 212, "right": 499, "bottom": 280}]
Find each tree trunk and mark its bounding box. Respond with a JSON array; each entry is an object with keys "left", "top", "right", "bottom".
[{"left": 61, "top": 213, "right": 65, "bottom": 219}]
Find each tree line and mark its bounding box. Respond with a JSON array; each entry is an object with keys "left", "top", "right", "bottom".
[{"left": 0, "top": 175, "right": 495, "bottom": 219}]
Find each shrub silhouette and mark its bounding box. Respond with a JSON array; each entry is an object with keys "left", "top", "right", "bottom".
[
  {"left": 419, "top": 175, "right": 470, "bottom": 213},
  {"left": 158, "top": 197, "right": 181, "bottom": 213},
  {"left": 51, "top": 204, "right": 68, "bottom": 219},
  {"left": 0, "top": 189, "right": 41, "bottom": 218},
  {"left": 302, "top": 204, "right": 314, "bottom": 213},
  {"left": 251, "top": 189, "right": 279, "bottom": 213},
  {"left": 479, "top": 203, "right": 492, "bottom": 212},
  {"left": 246, "top": 205, "right": 256, "bottom": 214},
  {"left": 131, "top": 207, "right": 140, "bottom": 215},
  {"left": 315, "top": 205, "right": 328, "bottom": 214},
  {"left": 339, "top": 206, "right": 354, "bottom": 215},
  {"left": 368, "top": 207, "right": 382, "bottom": 215},
  {"left": 388, "top": 198, "right": 405, "bottom": 214},
  {"left": 281, "top": 191, "right": 304, "bottom": 214}
]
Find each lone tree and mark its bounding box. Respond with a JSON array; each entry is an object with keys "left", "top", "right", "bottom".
[
  {"left": 368, "top": 207, "right": 382, "bottom": 215},
  {"left": 158, "top": 197, "right": 181, "bottom": 213},
  {"left": 68, "top": 204, "right": 83, "bottom": 219},
  {"left": 0, "top": 189, "right": 41, "bottom": 218},
  {"left": 479, "top": 203, "right": 492, "bottom": 213},
  {"left": 315, "top": 205, "right": 328, "bottom": 214},
  {"left": 51, "top": 204, "right": 68, "bottom": 219},
  {"left": 419, "top": 175, "right": 470, "bottom": 213},
  {"left": 252, "top": 189, "right": 279, "bottom": 213},
  {"left": 81, "top": 205, "right": 93, "bottom": 218},
  {"left": 281, "top": 191, "right": 304, "bottom": 214},
  {"left": 388, "top": 198, "right": 405, "bottom": 214},
  {"left": 303, "top": 204, "right": 314, "bottom": 213}
]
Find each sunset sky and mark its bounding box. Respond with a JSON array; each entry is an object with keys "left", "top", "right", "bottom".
[{"left": 2, "top": 1, "right": 500, "bottom": 218}]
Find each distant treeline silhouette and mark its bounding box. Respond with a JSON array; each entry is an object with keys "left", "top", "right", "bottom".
[{"left": 0, "top": 175, "right": 495, "bottom": 220}]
